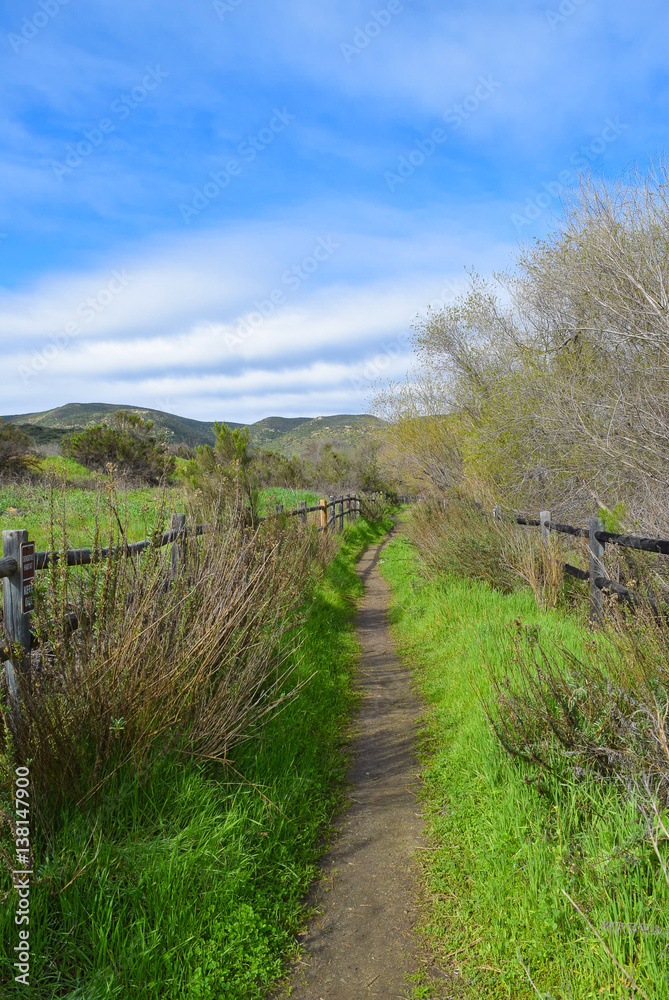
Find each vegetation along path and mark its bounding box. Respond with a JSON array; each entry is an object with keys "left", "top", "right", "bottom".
[{"left": 278, "top": 522, "right": 427, "bottom": 999}]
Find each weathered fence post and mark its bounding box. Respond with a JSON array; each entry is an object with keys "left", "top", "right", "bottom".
[
  {"left": 320, "top": 498, "right": 328, "bottom": 531},
  {"left": 300, "top": 500, "right": 307, "bottom": 525},
  {"left": 275, "top": 503, "right": 283, "bottom": 516},
  {"left": 540, "top": 510, "right": 551, "bottom": 545},
  {"left": 338, "top": 496, "right": 344, "bottom": 533},
  {"left": 346, "top": 495, "right": 352, "bottom": 523},
  {"left": 589, "top": 516, "right": 606, "bottom": 626},
  {"left": 170, "top": 513, "right": 186, "bottom": 577},
  {"left": 492, "top": 505, "right": 502, "bottom": 522},
  {"left": 2, "top": 529, "right": 32, "bottom": 707}
]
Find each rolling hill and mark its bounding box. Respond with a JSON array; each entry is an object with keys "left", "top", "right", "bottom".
[{"left": 1, "top": 404, "right": 385, "bottom": 456}]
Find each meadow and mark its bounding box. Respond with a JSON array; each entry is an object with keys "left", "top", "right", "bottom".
[{"left": 0, "top": 457, "right": 321, "bottom": 549}]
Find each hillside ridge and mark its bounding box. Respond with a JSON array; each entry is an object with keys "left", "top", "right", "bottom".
[{"left": 1, "top": 403, "right": 385, "bottom": 455}]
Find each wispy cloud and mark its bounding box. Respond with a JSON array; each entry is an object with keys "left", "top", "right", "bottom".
[{"left": 0, "top": 0, "right": 665, "bottom": 420}]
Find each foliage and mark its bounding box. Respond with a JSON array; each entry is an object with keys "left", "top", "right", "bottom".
[
  {"left": 62, "top": 410, "right": 176, "bottom": 485},
  {"left": 1, "top": 490, "right": 335, "bottom": 808},
  {"left": 0, "top": 419, "right": 39, "bottom": 479},
  {"left": 376, "top": 161, "right": 669, "bottom": 538},
  {"left": 407, "top": 493, "right": 518, "bottom": 593}
]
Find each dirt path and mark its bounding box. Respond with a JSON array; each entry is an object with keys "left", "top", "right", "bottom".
[{"left": 275, "top": 524, "right": 427, "bottom": 999}]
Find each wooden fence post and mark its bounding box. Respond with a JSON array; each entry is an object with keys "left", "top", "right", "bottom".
[
  {"left": 540, "top": 510, "right": 551, "bottom": 544},
  {"left": 170, "top": 513, "right": 186, "bottom": 577},
  {"left": 300, "top": 500, "right": 307, "bottom": 525},
  {"left": 346, "top": 495, "right": 351, "bottom": 523},
  {"left": 589, "top": 516, "right": 606, "bottom": 626},
  {"left": 2, "top": 529, "right": 32, "bottom": 707},
  {"left": 275, "top": 503, "right": 283, "bottom": 517},
  {"left": 320, "top": 498, "right": 328, "bottom": 531},
  {"left": 338, "top": 496, "right": 344, "bottom": 533},
  {"left": 492, "top": 505, "right": 502, "bottom": 522}
]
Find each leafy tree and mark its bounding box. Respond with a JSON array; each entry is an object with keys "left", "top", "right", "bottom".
[
  {"left": 0, "top": 420, "right": 39, "bottom": 479},
  {"left": 63, "top": 410, "right": 176, "bottom": 484},
  {"left": 376, "top": 161, "right": 669, "bottom": 532},
  {"left": 183, "top": 422, "right": 257, "bottom": 516}
]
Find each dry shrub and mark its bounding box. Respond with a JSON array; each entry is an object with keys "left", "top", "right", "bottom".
[
  {"left": 499, "top": 525, "right": 568, "bottom": 610},
  {"left": 359, "top": 493, "right": 391, "bottom": 524},
  {"left": 485, "top": 606, "right": 669, "bottom": 831},
  {"left": 0, "top": 497, "right": 335, "bottom": 812},
  {"left": 407, "top": 492, "right": 517, "bottom": 592}
]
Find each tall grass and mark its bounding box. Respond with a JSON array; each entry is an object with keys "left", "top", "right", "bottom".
[
  {"left": 0, "top": 509, "right": 391, "bottom": 997},
  {"left": 3, "top": 490, "right": 335, "bottom": 811},
  {"left": 380, "top": 528, "right": 669, "bottom": 998}
]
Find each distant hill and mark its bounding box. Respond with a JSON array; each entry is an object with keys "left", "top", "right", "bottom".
[
  {"left": 264, "top": 414, "right": 386, "bottom": 457},
  {"left": 1, "top": 404, "right": 385, "bottom": 456},
  {"left": 1, "top": 402, "right": 228, "bottom": 449}
]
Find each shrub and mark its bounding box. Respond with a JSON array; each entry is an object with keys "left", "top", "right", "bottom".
[
  {"left": 485, "top": 607, "right": 669, "bottom": 880},
  {"left": 407, "top": 492, "right": 518, "bottom": 592},
  {"left": 62, "top": 411, "right": 176, "bottom": 484},
  {"left": 0, "top": 420, "right": 39, "bottom": 479},
  {"left": 0, "top": 489, "right": 335, "bottom": 816}
]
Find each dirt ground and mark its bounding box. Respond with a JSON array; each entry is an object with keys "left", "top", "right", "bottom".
[{"left": 273, "top": 524, "right": 433, "bottom": 999}]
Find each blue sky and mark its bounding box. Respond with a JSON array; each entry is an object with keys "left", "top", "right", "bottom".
[{"left": 0, "top": 0, "right": 666, "bottom": 423}]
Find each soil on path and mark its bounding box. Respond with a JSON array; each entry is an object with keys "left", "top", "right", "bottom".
[{"left": 274, "top": 524, "right": 427, "bottom": 999}]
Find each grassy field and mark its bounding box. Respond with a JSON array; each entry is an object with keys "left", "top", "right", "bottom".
[
  {"left": 0, "top": 465, "right": 322, "bottom": 550},
  {"left": 0, "top": 514, "right": 392, "bottom": 998},
  {"left": 380, "top": 529, "right": 669, "bottom": 999},
  {"left": 253, "top": 487, "right": 320, "bottom": 517}
]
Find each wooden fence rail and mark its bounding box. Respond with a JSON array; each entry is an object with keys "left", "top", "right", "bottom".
[
  {"left": 0, "top": 492, "right": 382, "bottom": 696},
  {"left": 502, "top": 508, "right": 669, "bottom": 624}
]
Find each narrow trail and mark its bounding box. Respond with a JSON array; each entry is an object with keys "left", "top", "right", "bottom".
[{"left": 275, "top": 524, "right": 427, "bottom": 999}]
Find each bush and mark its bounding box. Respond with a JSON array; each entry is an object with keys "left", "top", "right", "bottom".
[
  {"left": 485, "top": 606, "right": 669, "bottom": 877},
  {"left": 0, "top": 490, "right": 335, "bottom": 814},
  {"left": 0, "top": 420, "right": 39, "bottom": 479},
  {"left": 408, "top": 492, "right": 518, "bottom": 592},
  {"left": 62, "top": 411, "right": 176, "bottom": 484}
]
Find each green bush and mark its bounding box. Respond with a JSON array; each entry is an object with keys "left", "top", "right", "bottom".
[
  {"left": 0, "top": 420, "right": 39, "bottom": 479},
  {"left": 63, "top": 411, "right": 176, "bottom": 485}
]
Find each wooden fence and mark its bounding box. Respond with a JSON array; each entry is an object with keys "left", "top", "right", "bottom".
[
  {"left": 0, "top": 492, "right": 377, "bottom": 703},
  {"left": 497, "top": 507, "right": 669, "bottom": 624}
]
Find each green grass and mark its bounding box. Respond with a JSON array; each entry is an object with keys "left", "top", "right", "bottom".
[
  {"left": 0, "top": 515, "right": 392, "bottom": 999},
  {"left": 0, "top": 482, "right": 182, "bottom": 550},
  {"left": 380, "top": 530, "right": 669, "bottom": 999},
  {"left": 0, "top": 480, "right": 319, "bottom": 551},
  {"left": 255, "top": 487, "right": 320, "bottom": 517}
]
